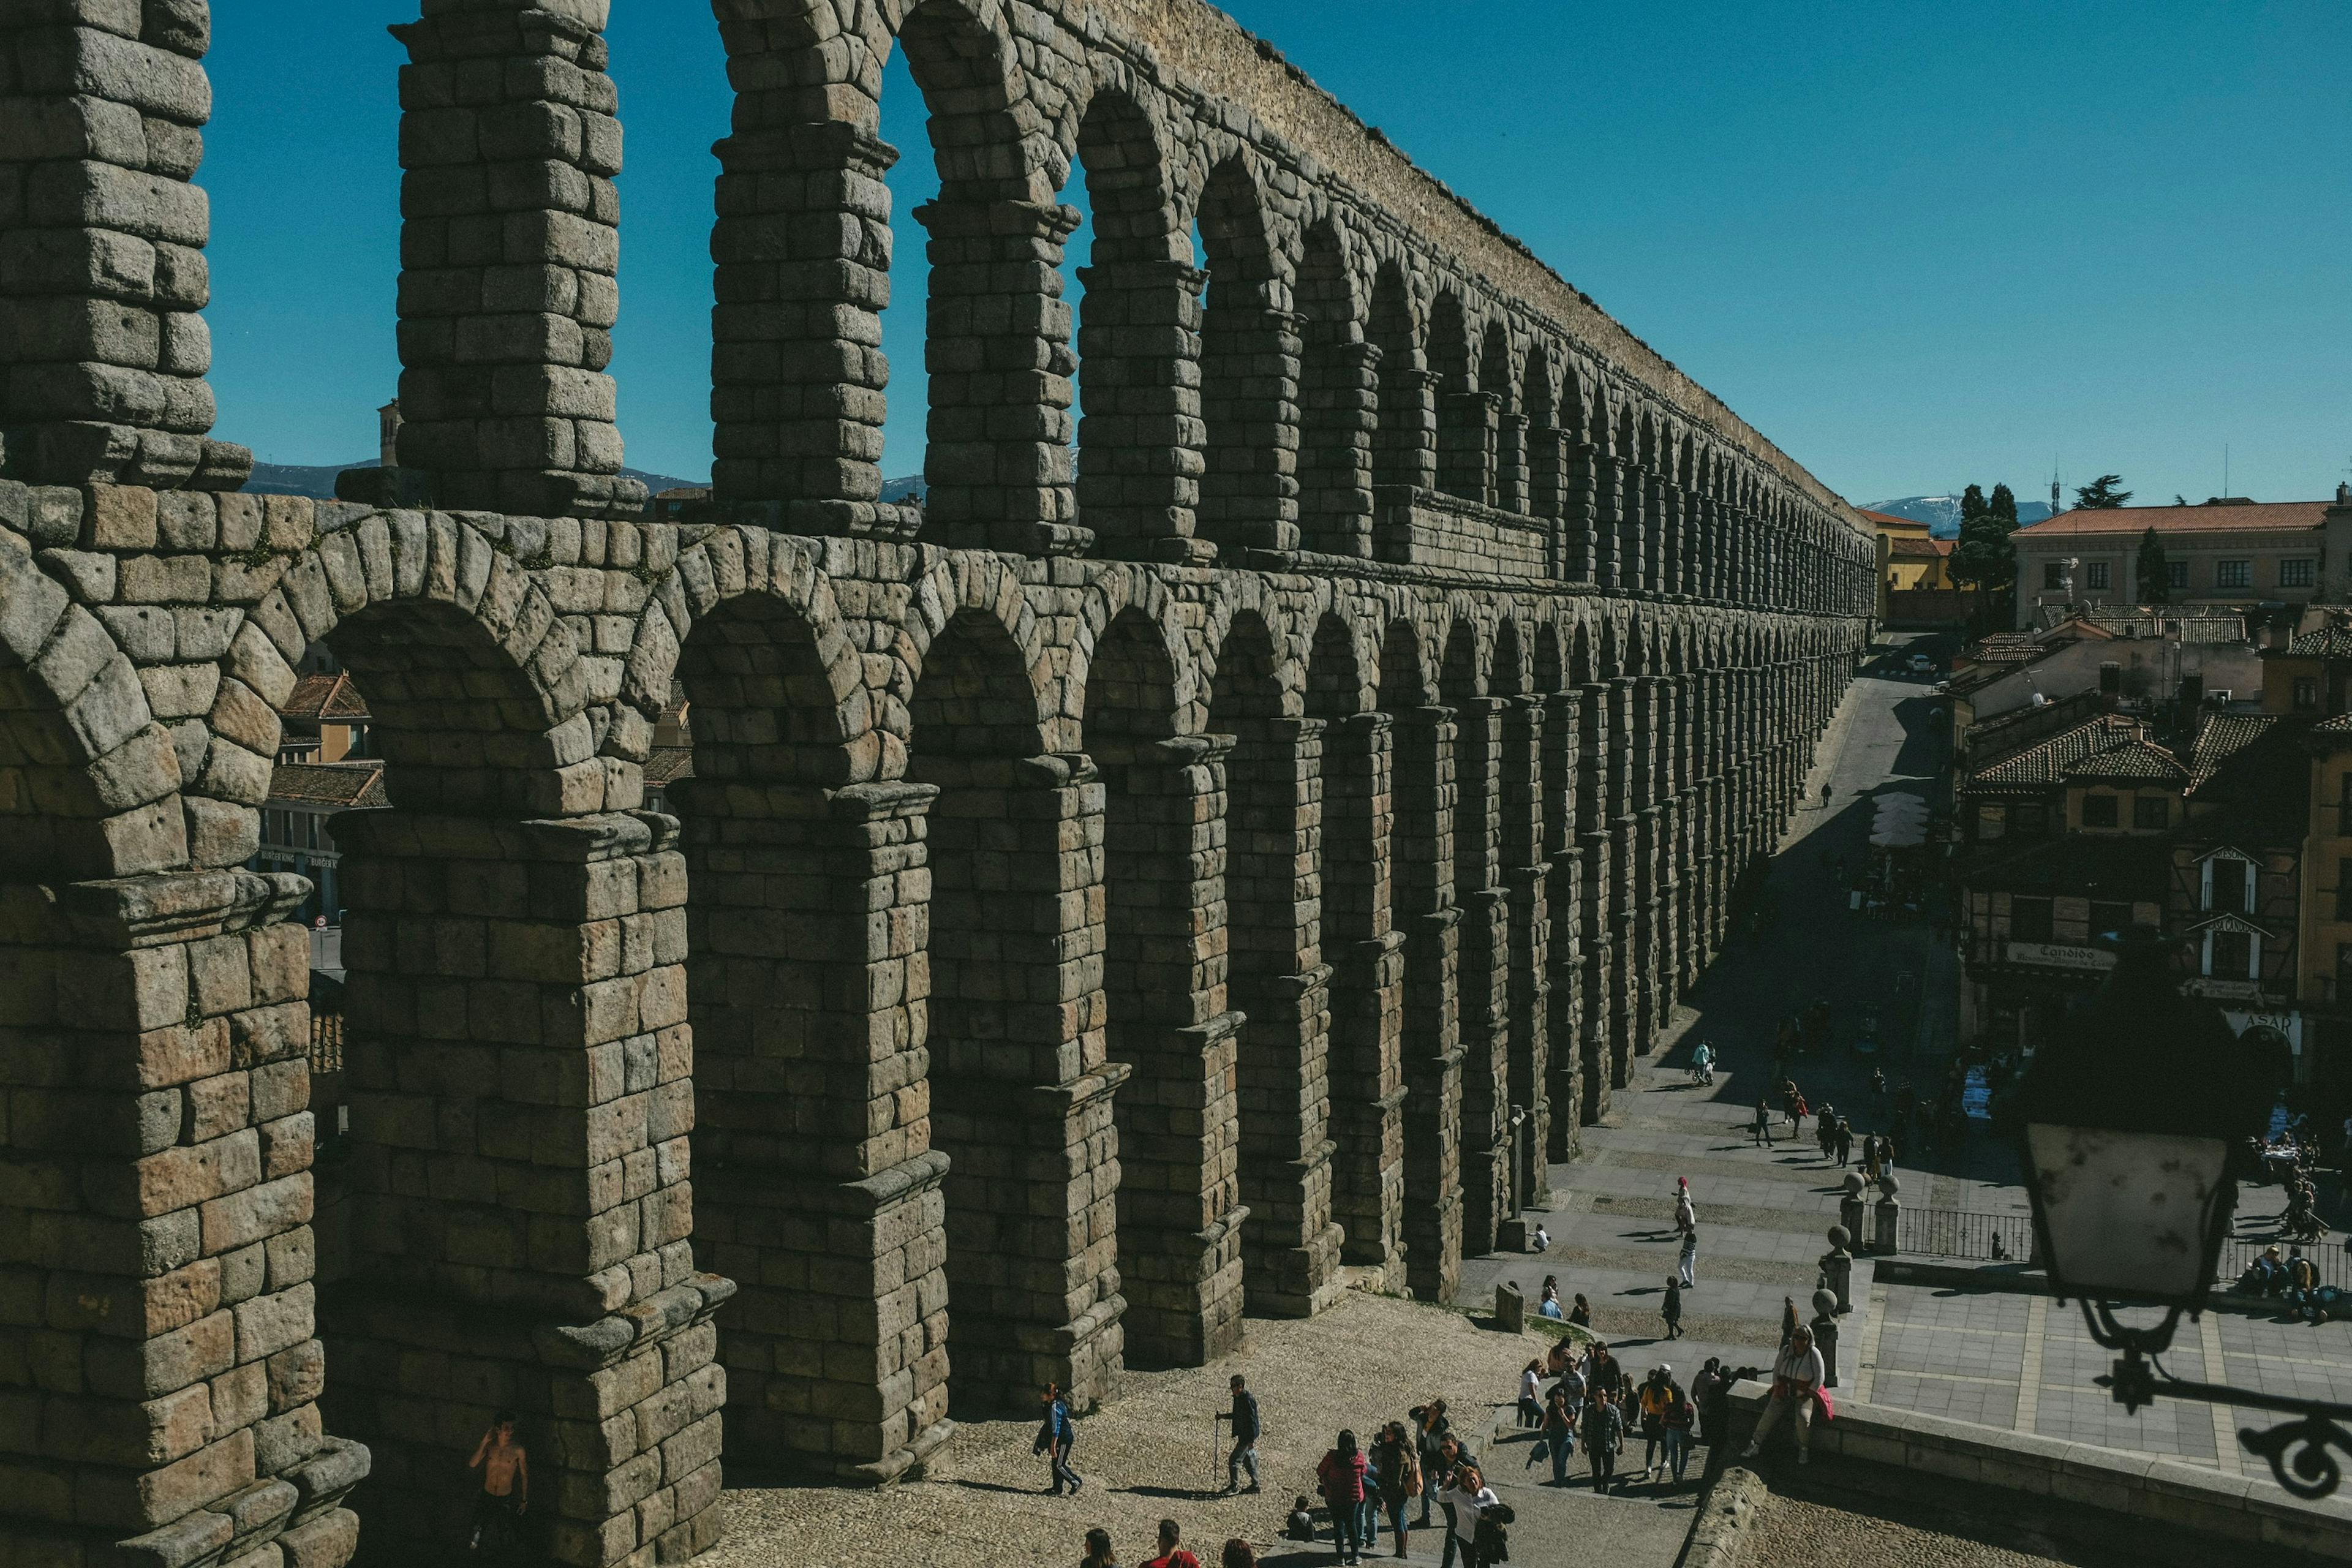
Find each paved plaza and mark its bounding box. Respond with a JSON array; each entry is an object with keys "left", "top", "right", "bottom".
[{"left": 1471, "top": 641, "right": 2352, "bottom": 1501}]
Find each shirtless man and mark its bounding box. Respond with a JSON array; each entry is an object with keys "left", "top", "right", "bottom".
[{"left": 469, "top": 1411, "right": 529, "bottom": 1551}]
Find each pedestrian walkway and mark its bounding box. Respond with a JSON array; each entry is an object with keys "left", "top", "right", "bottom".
[{"left": 1468, "top": 643, "right": 2352, "bottom": 1505}]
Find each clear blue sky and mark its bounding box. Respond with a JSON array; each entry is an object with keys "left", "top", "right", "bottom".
[{"left": 203, "top": 1, "right": 2351, "bottom": 507}]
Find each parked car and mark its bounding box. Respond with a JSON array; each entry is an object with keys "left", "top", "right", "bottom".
[{"left": 1907, "top": 652, "right": 1934, "bottom": 677}]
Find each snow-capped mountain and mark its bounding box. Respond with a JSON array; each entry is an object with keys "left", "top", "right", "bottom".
[{"left": 1860, "top": 494, "right": 2056, "bottom": 538}]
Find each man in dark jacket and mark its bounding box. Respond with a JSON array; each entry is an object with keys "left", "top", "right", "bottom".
[{"left": 1224, "top": 1374, "right": 1262, "bottom": 1493}]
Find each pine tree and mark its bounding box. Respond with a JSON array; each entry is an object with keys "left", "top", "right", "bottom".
[
  {"left": 1961, "top": 484, "right": 1988, "bottom": 521},
  {"left": 2074, "top": 474, "right": 2132, "bottom": 509},
  {"left": 2136, "top": 527, "right": 2171, "bottom": 605},
  {"left": 1989, "top": 483, "right": 2018, "bottom": 526}
]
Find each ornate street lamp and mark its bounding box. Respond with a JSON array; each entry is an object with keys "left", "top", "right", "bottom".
[{"left": 2016, "top": 930, "right": 2348, "bottom": 1496}]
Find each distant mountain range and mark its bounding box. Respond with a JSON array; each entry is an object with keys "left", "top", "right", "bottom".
[
  {"left": 1860, "top": 494, "right": 2056, "bottom": 538},
  {"left": 246, "top": 459, "right": 709, "bottom": 501}
]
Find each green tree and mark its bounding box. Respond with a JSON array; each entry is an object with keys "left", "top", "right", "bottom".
[
  {"left": 2074, "top": 473, "right": 2132, "bottom": 509},
  {"left": 1951, "top": 480, "right": 2021, "bottom": 627},
  {"left": 2136, "top": 526, "right": 2172, "bottom": 605}
]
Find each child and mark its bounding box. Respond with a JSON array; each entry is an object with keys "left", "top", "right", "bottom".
[{"left": 1286, "top": 1495, "right": 1317, "bottom": 1543}]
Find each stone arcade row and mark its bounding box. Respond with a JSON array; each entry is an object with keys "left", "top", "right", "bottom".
[{"left": 0, "top": 3, "right": 1871, "bottom": 1567}]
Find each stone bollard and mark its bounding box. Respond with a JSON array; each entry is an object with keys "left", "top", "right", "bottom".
[
  {"left": 1811, "top": 1291, "right": 1842, "bottom": 1388},
  {"left": 1820, "top": 1224, "right": 1855, "bottom": 1313},
  {"left": 1496, "top": 1279, "right": 1526, "bottom": 1334},
  {"left": 1839, "top": 1171, "right": 1868, "bottom": 1245},
  {"left": 1874, "top": 1174, "right": 1902, "bottom": 1255}
]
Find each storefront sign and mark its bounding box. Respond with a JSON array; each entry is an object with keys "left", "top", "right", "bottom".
[
  {"left": 2224, "top": 1009, "right": 2302, "bottom": 1054},
  {"left": 2003, "top": 941, "right": 2116, "bottom": 972}
]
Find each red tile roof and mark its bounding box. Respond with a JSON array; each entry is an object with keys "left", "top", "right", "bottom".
[
  {"left": 1860, "top": 509, "right": 1932, "bottom": 530},
  {"left": 281, "top": 670, "right": 370, "bottom": 722},
  {"left": 2018, "top": 500, "right": 2331, "bottom": 538},
  {"left": 1889, "top": 537, "right": 1953, "bottom": 559},
  {"left": 267, "top": 761, "right": 387, "bottom": 809}
]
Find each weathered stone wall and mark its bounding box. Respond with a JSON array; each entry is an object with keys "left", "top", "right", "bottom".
[{"left": 0, "top": 2, "right": 1875, "bottom": 1564}]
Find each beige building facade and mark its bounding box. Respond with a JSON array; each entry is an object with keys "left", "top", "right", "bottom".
[{"left": 2014, "top": 495, "right": 2352, "bottom": 630}]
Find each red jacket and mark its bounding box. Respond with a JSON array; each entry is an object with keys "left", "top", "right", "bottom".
[{"left": 1318, "top": 1449, "right": 1370, "bottom": 1505}]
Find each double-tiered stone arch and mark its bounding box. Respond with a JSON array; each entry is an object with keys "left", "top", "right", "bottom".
[{"left": 0, "top": 2, "right": 1871, "bottom": 1563}]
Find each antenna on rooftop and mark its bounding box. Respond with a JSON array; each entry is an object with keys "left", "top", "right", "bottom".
[{"left": 2223, "top": 443, "right": 2230, "bottom": 498}]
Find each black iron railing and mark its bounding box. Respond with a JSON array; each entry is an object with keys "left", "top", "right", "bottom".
[{"left": 1896, "top": 1207, "right": 2034, "bottom": 1262}]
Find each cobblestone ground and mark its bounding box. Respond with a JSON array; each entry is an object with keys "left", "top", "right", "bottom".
[
  {"left": 1746, "top": 1484, "right": 2137, "bottom": 1568},
  {"left": 709, "top": 1291, "right": 1692, "bottom": 1567}
]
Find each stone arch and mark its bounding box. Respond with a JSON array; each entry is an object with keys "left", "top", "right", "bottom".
[
  {"left": 1083, "top": 603, "right": 1240, "bottom": 1365},
  {"left": 1211, "top": 606, "right": 1336, "bottom": 1314},
  {"left": 900, "top": 554, "right": 1058, "bottom": 756},
  {"left": 1197, "top": 154, "right": 1297, "bottom": 554},
  {"left": 0, "top": 540, "right": 182, "bottom": 881},
  {"left": 1428, "top": 292, "right": 1487, "bottom": 505},
  {"left": 1368, "top": 260, "right": 1428, "bottom": 492},
  {"left": 1069, "top": 81, "right": 1197, "bottom": 559},
  {"left": 238, "top": 514, "right": 592, "bottom": 819},
  {"left": 1297, "top": 217, "right": 1375, "bottom": 557}
]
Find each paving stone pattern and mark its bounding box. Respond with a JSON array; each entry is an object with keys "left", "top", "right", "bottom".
[{"left": 0, "top": 4, "right": 1877, "bottom": 1566}]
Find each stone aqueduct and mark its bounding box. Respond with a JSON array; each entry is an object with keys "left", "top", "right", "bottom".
[{"left": 0, "top": 1, "right": 1873, "bottom": 1564}]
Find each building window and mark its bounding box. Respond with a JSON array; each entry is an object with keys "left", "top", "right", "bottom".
[
  {"left": 2338, "top": 858, "right": 2352, "bottom": 921},
  {"left": 2011, "top": 896, "right": 2054, "bottom": 941},
  {"left": 2282, "top": 558, "right": 2316, "bottom": 589},
  {"left": 2043, "top": 562, "right": 2066, "bottom": 590},
  {"left": 2205, "top": 856, "right": 2250, "bottom": 913},
  {"left": 2341, "top": 774, "right": 2352, "bottom": 835},
  {"left": 2215, "top": 559, "right": 2251, "bottom": 589},
  {"left": 2133, "top": 794, "right": 2168, "bottom": 830},
  {"left": 2012, "top": 803, "right": 2048, "bottom": 838},
  {"left": 2089, "top": 900, "right": 2135, "bottom": 938},
  {"left": 2166, "top": 560, "right": 2189, "bottom": 590},
  {"left": 2298, "top": 677, "right": 2321, "bottom": 712},
  {"left": 2081, "top": 793, "right": 2119, "bottom": 828},
  {"left": 2206, "top": 928, "right": 2253, "bottom": 980},
  {"left": 1976, "top": 804, "right": 2005, "bottom": 840},
  {"left": 2085, "top": 561, "right": 2111, "bottom": 590}
]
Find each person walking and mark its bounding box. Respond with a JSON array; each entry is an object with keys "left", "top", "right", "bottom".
[
  {"left": 1814, "top": 1105, "right": 1837, "bottom": 1160},
  {"left": 1692, "top": 1357, "right": 1728, "bottom": 1453},
  {"left": 1223, "top": 1374, "right": 1261, "bottom": 1494},
  {"left": 1862, "top": 1135, "right": 1882, "bottom": 1184},
  {"left": 1035, "top": 1384, "right": 1082, "bottom": 1496},
  {"left": 1678, "top": 1226, "right": 1698, "bottom": 1289},
  {"left": 1662, "top": 1373, "right": 1696, "bottom": 1484},
  {"left": 1411, "top": 1402, "right": 1449, "bottom": 1529},
  {"left": 1779, "top": 1296, "right": 1799, "bottom": 1349},
  {"left": 1581, "top": 1389, "right": 1623, "bottom": 1493},
  {"left": 1787, "top": 1088, "right": 1809, "bottom": 1136},
  {"left": 1540, "top": 1386, "right": 1576, "bottom": 1487},
  {"left": 1742, "top": 1324, "right": 1830, "bottom": 1465},
  {"left": 1751, "top": 1098, "right": 1774, "bottom": 1147},
  {"left": 1517, "top": 1360, "right": 1545, "bottom": 1428},
  {"left": 1662, "top": 1276, "right": 1684, "bottom": 1339},
  {"left": 1140, "top": 1519, "right": 1201, "bottom": 1568},
  {"left": 1318, "top": 1430, "right": 1371, "bottom": 1565},
  {"left": 1438, "top": 1464, "right": 1498, "bottom": 1568},
  {"left": 1673, "top": 1182, "right": 1696, "bottom": 1237},
  {"left": 1834, "top": 1117, "right": 1853, "bottom": 1168},
  {"left": 1374, "top": 1421, "right": 1420, "bottom": 1559},
  {"left": 1082, "top": 1526, "right": 1120, "bottom": 1568}
]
